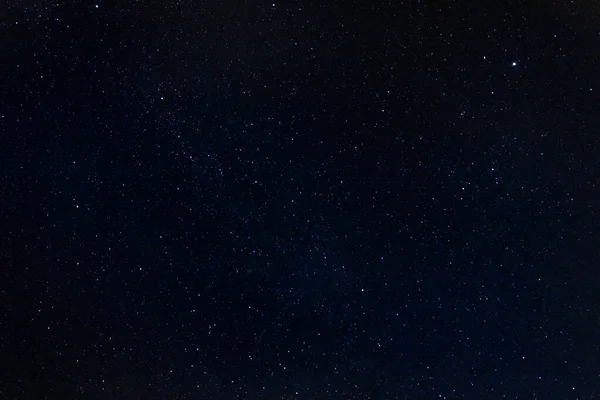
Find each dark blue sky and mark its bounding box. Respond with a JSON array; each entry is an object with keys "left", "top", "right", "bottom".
[{"left": 1, "top": 0, "right": 599, "bottom": 398}]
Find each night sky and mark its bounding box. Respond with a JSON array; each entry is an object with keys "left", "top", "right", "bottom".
[{"left": 1, "top": 0, "right": 600, "bottom": 399}]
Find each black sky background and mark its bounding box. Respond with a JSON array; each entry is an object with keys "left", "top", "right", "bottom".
[{"left": 1, "top": 0, "right": 600, "bottom": 399}]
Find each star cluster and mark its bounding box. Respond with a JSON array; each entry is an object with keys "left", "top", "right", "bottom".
[{"left": 1, "top": 1, "right": 599, "bottom": 399}]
